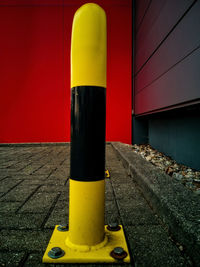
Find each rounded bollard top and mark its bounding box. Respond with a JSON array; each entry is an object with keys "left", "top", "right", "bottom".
[{"left": 71, "top": 3, "right": 107, "bottom": 88}]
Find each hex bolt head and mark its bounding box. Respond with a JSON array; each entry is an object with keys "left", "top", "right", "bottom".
[
  {"left": 110, "top": 247, "right": 128, "bottom": 260},
  {"left": 107, "top": 223, "right": 121, "bottom": 231},
  {"left": 114, "top": 247, "right": 124, "bottom": 255},
  {"left": 48, "top": 247, "right": 65, "bottom": 259},
  {"left": 57, "top": 224, "right": 68, "bottom": 232}
]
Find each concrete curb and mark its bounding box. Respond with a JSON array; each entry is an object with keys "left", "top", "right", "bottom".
[{"left": 111, "top": 142, "right": 200, "bottom": 265}]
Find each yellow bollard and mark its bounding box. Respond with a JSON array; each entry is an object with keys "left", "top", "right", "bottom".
[{"left": 42, "top": 3, "right": 130, "bottom": 263}]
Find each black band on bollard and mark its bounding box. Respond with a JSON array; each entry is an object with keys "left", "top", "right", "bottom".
[{"left": 70, "top": 86, "right": 106, "bottom": 181}]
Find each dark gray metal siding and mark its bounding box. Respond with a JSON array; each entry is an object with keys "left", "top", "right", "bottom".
[{"left": 134, "top": 0, "right": 199, "bottom": 115}]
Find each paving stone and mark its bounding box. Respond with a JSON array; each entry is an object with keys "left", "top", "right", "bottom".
[
  {"left": 126, "top": 225, "right": 186, "bottom": 266},
  {"left": 0, "top": 213, "right": 46, "bottom": 230},
  {"left": 0, "top": 201, "right": 21, "bottom": 213},
  {"left": 105, "top": 180, "right": 115, "bottom": 200},
  {"left": 0, "top": 251, "right": 26, "bottom": 267},
  {"left": 7, "top": 162, "right": 30, "bottom": 171},
  {"left": 8, "top": 174, "right": 48, "bottom": 180},
  {"left": 37, "top": 184, "right": 67, "bottom": 193},
  {"left": 0, "top": 230, "right": 52, "bottom": 252},
  {"left": 0, "top": 160, "right": 19, "bottom": 168},
  {"left": 0, "top": 169, "right": 21, "bottom": 177},
  {"left": 105, "top": 211, "right": 122, "bottom": 225},
  {"left": 119, "top": 204, "right": 159, "bottom": 226},
  {"left": 44, "top": 200, "right": 69, "bottom": 229},
  {"left": 44, "top": 210, "right": 68, "bottom": 229},
  {"left": 105, "top": 200, "right": 121, "bottom": 224},
  {"left": 33, "top": 166, "right": 55, "bottom": 176},
  {"left": 19, "top": 192, "right": 58, "bottom": 213},
  {"left": 49, "top": 168, "right": 69, "bottom": 178},
  {"left": 58, "top": 190, "right": 69, "bottom": 201},
  {"left": 0, "top": 185, "right": 38, "bottom": 202},
  {"left": 0, "top": 178, "right": 22, "bottom": 194},
  {"left": 0, "top": 144, "right": 191, "bottom": 266},
  {"left": 20, "top": 164, "right": 45, "bottom": 175}
]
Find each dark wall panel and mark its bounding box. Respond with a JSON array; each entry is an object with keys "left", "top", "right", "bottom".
[
  {"left": 135, "top": 1, "right": 200, "bottom": 94},
  {"left": 149, "top": 111, "right": 200, "bottom": 170},
  {"left": 135, "top": 0, "right": 194, "bottom": 74},
  {"left": 135, "top": 0, "right": 151, "bottom": 31},
  {"left": 135, "top": 47, "right": 200, "bottom": 114}
]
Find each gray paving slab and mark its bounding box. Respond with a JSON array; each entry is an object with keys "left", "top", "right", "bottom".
[
  {"left": 0, "top": 229, "right": 52, "bottom": 251},
  {"left": 44, "top": 200, "right": 69, "bottom": 229},
  {"left": 0, "top": 184, "right": 39, "bottom": 202},
  {"left": 0, "top": 251, "right": 26, "bottom": 267},
  {"left": 0, "top": 178, "right": 23, "bottom": 194},
  {"left": 0, "top": 213, "right": 46, "bottom": 230},
  {"left": 126, "top": 225, "right": 186, "bottom": 266},
  {"left": 19, "top": 192, "right": 58, "bottom": 213},
  {"left": 0, "top": 144, "right": 191, "bottom": 266}
]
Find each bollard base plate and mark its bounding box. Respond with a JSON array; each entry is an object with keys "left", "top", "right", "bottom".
[
  {"left": 43, "top": 225, "right": 130, "bottom": 263},
  {"left": 105, "top": 169, "right": 110, "bottom": 178}
]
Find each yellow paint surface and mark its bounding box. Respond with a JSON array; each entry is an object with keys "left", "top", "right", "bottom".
[
  {"left": 43, "top": 225, "right": 131, "bottom": 263},
  {"left": 71, "top": 3, "right": 107, "bottom": 88}
]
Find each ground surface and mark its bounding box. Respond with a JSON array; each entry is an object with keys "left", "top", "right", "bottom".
[{"left": 0, "top": 144, "right": 189, "bottom": 266}]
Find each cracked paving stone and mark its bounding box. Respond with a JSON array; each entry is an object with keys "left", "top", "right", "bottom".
[
  {"left": 19, "top": 192, "right": 58, "bottom": 213},
  {"left": 0, "top": 213, "right": 46, "bottom": 230},
  {"left": 0, "top": 230, "right": 52, "bottom": 252},
  {"left": 0, "top": 251, "right": 26, "bottom": 267},
  {"left": 126, "top": 225, "right": 186, "bottom": 266}
]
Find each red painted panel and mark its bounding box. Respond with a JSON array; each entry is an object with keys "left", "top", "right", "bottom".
[
  {"left": 0, "top": 0, "right": 132, "bottom": 144},
  {"left": 0, "top": 6, "right": 66, "bottom": 143}
]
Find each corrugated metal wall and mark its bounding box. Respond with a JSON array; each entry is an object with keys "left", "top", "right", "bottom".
[
  {"left": 133, "top": 0, "right": 200, "bottom": 170},
  {"left": 134, "top": 0, "right": 200, "bottom": 115}
]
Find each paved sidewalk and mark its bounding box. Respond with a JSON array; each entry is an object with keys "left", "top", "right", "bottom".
[{"left": 0, "top": 144, "right": 188, "bottom": 266}]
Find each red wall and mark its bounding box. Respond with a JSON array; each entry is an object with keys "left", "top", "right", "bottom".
[{"left": 0, "top": 0, "right": 132, "bottom": 144}]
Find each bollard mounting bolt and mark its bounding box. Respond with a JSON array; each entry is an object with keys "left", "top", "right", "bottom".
[
  {"left": 110, "top": 247, "right": 128, "bottom": 260},
  {"left": 48, "top": 247, "right": 65, "bottom": 259},
  {"left": 57, "top": 224, "right": 69, "bottom": 232},
  {"left": 107, "top": 223, "right": 121, "bottom": 231}
]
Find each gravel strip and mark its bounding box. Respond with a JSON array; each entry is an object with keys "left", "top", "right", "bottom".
[{"left": 125, "top": 143, "right": 200, "bottom": 194}]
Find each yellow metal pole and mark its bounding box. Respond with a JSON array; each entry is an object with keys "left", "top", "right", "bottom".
[
  {"left": 42, "top": 3, "right": 130, "bottom": 263},
  {"left": 67, "top": 2, "right": 107, "bottom": 251}
]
